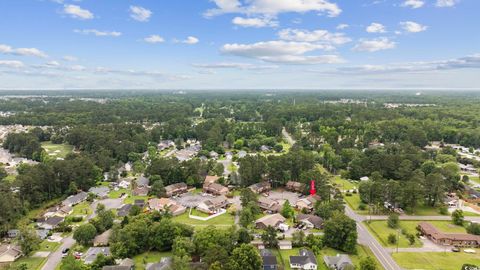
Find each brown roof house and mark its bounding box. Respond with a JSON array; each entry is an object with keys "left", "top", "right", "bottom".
[
  {"left": 133, "top": 186, "right": 150, "bottom": 196},
  {"left": 0, "top": 245, "right": 22, "bottom": 264},
  {"left": 249, "top": 182, "right": 272, "bottom": 194},
  {"left": 286, "top": 181, "right": 306, "bottom": 193},
  {"left": 165, "top": 183, "right": 188, "bottom": 197},
  {"left": 258, "top": 197, "right": 280, "bottom": 213},
  {"left": 255, "top": 213, "right": 287, "bottom": 230},
  {"left": 203, "top": 182, "right": 229, "bottom": 196},
  {"left": 296, "top": 214, "right": 324, "bottom": 229},
  {"left": 418, "top": 222, "right": 480, "bottom": 248},
  {"left": 296, "top": 195, "right": 321, "bottom": 212},
  {"left": 94, "top": 229, "right": 112, "bottom": 247},
  {"left": 197, "top": 195, "right": 229, "bottom": 214},
  {"left": 148, "top": 198, "right": 186, "bottom": 216}
]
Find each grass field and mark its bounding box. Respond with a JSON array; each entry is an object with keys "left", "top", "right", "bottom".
[
  {"left": 11, "top": 256, "right": 46, "bottom": 270},
  {"left": 275, "top": 245, "right": 384, "bottom": 270},
  {"left": 71, "top": 201, "right": 92, "bottom": 216},
  {"left": 41, "top": 142, "right": 73, "bottom": 159},
  {"left": 39, "top": 240, "right": 61, "bottom": 252},
  {"left": 365, "top": 220, "right": 467, "bottom": 248},
  {"left": 133, "top": 251, "right": 173, "bottom": 269},
  {"left": 393, "top": 250, "right": 480, "bottom": 270},
  {"left": 108, "top": 188, "right": 128, "bottom": 199},
  {"left": 172, "top": 210, "right": 235, "bottom": 229}
]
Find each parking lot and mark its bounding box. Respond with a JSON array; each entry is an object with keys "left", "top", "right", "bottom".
[
  {"left": 266, "top": 190, "right": 301, "bottom": 205},
  {"left": 174, "top": 192, "right": 210, "bottom": 208}
]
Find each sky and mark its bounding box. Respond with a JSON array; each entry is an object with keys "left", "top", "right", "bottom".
[{"left": 0, "top": 0, "right": 479, "bottom": 90}]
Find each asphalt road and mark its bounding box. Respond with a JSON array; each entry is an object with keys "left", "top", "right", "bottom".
[
  {"left": 41, "top": 236, "right": 75, "bottom": 270},
  {"left": 345, "top": 206, "right": 403, "bottom": 270},
  {"left": 282, "top": 127, "right": 296, "bottom": 145}
]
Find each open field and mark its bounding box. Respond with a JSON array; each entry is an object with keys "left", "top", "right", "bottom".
[
  {"left": 11, "top": 256, "right": 46, "bottom": 270},
  {"left": 274, "top": 245, "right": 384, "bottom": 270},
  {"left": 172, "top": 211, "right": 235, "bottom": 229},
  {"left": 41, "top": 142, "right": 73, "bottom": 158},
  {"left": 39, "top": 240, "right": 61, "bottom": 252},
  {"left": 132, "top": 251, "right": 172, "bottom": 270},
  {"left": 365, "top": 220, "right": 467, "bottom": 248},
  {"left": 71, "top": 202, "right": 92, "bottom": 216},
  {"left": 393, "top": 250, "right": 480, "bottom": 270}
]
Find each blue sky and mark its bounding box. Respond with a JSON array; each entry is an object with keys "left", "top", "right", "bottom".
[{"left": 0, "top": 0, "right": 479, "bottom": 89}]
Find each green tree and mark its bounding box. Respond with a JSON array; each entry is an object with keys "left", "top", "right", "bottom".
[
  {"left": 452, "top": 209, "right": 464, "bottom": 226},
  {"left": 387, "top": 233, "right": 397, "bottom": 244},
  {"left": 60, "top": 255, "right": 87, "bottom": 270},
  {"left": 466, "top": 222, "right": 480, "bottom": 235},
  {"left": 227, "top": 244, "right": 262, "bottom": 270},
  {"left": 387, "top": 213, "right": 399, "bottom": 229},
  {"left": 17, "top": 225, "right": 41, "bottom": 255},
  {"left": 359, "top": 256, "right": 377, "bottom": 270},
  {"left": 281, "top": 201, "right": 294, "bottom": 219},
  {"left": 323, "top": 212, "right": 357, "bottom": 253},
  {"left": 261, "top": 226, "right": 278, "bottom": 248},
  {"left": 73, "top": 223, "right": 97, "bottom": 246}
]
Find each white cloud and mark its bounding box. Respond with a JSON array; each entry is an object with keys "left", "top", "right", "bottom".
[
  {"left": 144, "top": 35, "right": 165, "bottom": 44},
  {"left": 436, "top": 0, "right": 460, "bottom": 7},
  {"left": 192, "top": 62, "right": 278, "bottom": 70},
  {"left": 205, "top": 0, "right": 342, "bottom": 18},
  {"left": 45, "top": 61, "right": 60, "bottom": 67},
  {"left": 278, "top": 28, "right": 351, "bottom": 45},
  {"left": 0, "top": 60, "right": 25, "bottom": 69},
  {"left": 353, "top": 37, "right": 396, "bottom": 52},
  {"left": 63, "top": 4, "right": 94, "bottom": 20},
  {"left": 63, "top": 56, "right": 78, "bottom": 62},
  {"left": 130, "top": 6, "right": 152, "bottom": 22},
  {"left": 74, "top": 29, "right": 122, "bottom": 37},
  {"left": 400, "top": 21, "right": 428, "bottom": 33},
  {"left": 336, "top": 24, "right": 349, "bottom": 30},
  {"left": 337, "top": 53, "right": 480, "bottom": 74},
  {"left": 401, "top": 0, "right": 425, "bottom": 8},
  {"left": 232, "top": 17, "right": 278, "bottom": 28},
  {"left": 221, "top": 40, "right": 344, "bottom": 64},
  {"left": 366, "top": 23, "right": 386, "bottom": 33},
  {"left": 0, "top": 44, "right": 48, "bottom": 58},
  {"left": 182, "top": 36, "right": 200, "bottom": 45}
]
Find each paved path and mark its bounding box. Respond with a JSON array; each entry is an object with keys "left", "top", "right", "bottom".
[
  {"left": 282, "top": 127, "right": 295, "bottom": 145},
  {"left": 41, "top": 236, "right": 75, "bottom": 270},
  {"left": 346, "top": 206, "right": 403, "bottom": 270},
  {"left": 366, "top": 214, "right": 480, "bottom": 222}
]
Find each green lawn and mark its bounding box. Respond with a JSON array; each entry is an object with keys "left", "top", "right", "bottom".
[
  {"left": 41, "top": 142, "right": 74, "bottom": 159},
  {"left": 172, "top": 210, "right": 235, "bottom": 229},
  {"left": 333, "top": 176, "right": 357, "bottom": 191},
  {"left": 393, "top": 250, "right": 480, "bottom": 270},
  {"left": 4, "top": 174, "right": 16, "bottom": 182},
  {"left": 71, "top": 202, "right": 92, "bottom": 216},
  {"left": 274, "top": 245, "right": 384, "bottom": 270},
  {"left": 108, "top": 188, "right": 128, "bottom": 199},
  {"left": 132, "top": 251, "right": 173, "bottom": 270},
  {"left": 365, "top": 220, "right": 467, "bottom": 248},
  {"left": 39, "top": 240, "right": 61, "bottom": 252},
  {"left": 12, "top": 256, "right": 46, "bottom": 270},
  {"left": 190, "top": 208, "right": 210, "bottom": 218}
]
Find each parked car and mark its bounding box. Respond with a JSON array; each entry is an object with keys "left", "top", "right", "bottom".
[{"left": 452, "top": 247, "right": 460, "bottom": 252}]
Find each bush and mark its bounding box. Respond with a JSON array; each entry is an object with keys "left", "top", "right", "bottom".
[
  {"left": 387, "top": 213, "right": 399, "bottom": 229},
  {"left": 439, "top": 206, "right": 448, "bottom": 215},
  {"left": 406, "top": 233, "right": 415, "bottom": 245},
  {"left": 466, "top": 222, "right": 480, "bottom": 235},
  {"left": 387, "top": 233, "right": 397, "bottom": 244},
  {"left": 358, "top": 203, "right": 367, "bottom": 211},
  {"left": 345, "top": 192, "right": 352, "bottom": 197},
  {"left": 401, "top": 228, "right": 407, "bottom": 235}
]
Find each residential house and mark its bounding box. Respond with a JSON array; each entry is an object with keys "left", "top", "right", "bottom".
[
  {"left": 323, "top": 254, "right": 353, "bottom": 270},
  {"left": 255, "top": 214, "right": 287, "bottom": 230},
  {"left": 249, "top": 182, "right": 272, "bottom": 194},
  {"left": 225, "top": 152, "right": 233, "bottom": 160},
  {"left": 258, "top": 197, "right": 280, "bottom": 213},
  {"left": 204, "top": 175, "right": 220, "bottom": 185},
  {"left": 38, "top": 216, "right": 64, "bottom": 230},
  {"left": 250, "top": 239, "right": 265, "bottom": 250},
  {"left": 146, "top": 257, "right": 172, "bottom": 270},
  {"left": 88, "top": 186, "right": 110, "bottom": 199},
  {"left": 165, "top": 183, "right": 188, "bottom": 197},
  {"left": 286, "top": 181, "right": 306, "bottom": 193},
  {"left": 136, "top": 176, "right": 150, "bottom": 187},
  {"left": 260, "top": 145, "right": 271, "bottom": 152},
  {"left": 102, "top": 258, "right": 135, "bottom": 270},
  {"left": 261, "top": 250, "right": 278, "bottom": 270},
  {"left": 296, "top": 195, "right": 321, "bottom": 212},
  {"left": 84, "top": 247, "right": 111, "bottom": 264},
  {"left": 6, "top": 230, "right": 19, "bottom": 238},
  {"left": 296, "top": 214, "right": 324, "bottom": 229},
  {"left": 197, "top": 195, "right": 229, "bottom": 214},
  {"left": 36, "top": 229, "right": 50, "bottom": 240},
  {"left": 290, "top": 249, "right": 317, "bottom": 269},
  {"left": 418, "top": 222, "right": 480, "bottom": 247},
  {"left": 62, "top": 191, "right": 88, "bottom": 207},
  {"left": 118, "top": 180, "right": 130, "bottom": 189},
  {"left": 203, "top": 182, "right": 229, "bottom": 196},
  {"left": 158, "top": 140, "right": 174, "bottom": 151},
  {"left": 94, "top": 229, "right": 112, "bottom": 247},
  {"left": 279, "top": 240, "right": 293, "bottom": 250},
  {"left": 0, "top": 245, "right": 22, "bottom": 263},
  {"left": 148, "top": 198, "right": 186, "bottom": 216},
  {"left": 117, "top": 204, "right": 133, "bottom": 217},
  {"left": 58, "top": 205, "right": 73, "bottom": 216},
  {"left": 133, "top": 186, "right": 150, "bottom": 196},
  {"left": 134, "top": 199, "right": 145, "bottom": 208},
  {"left": 238, "top": 151, "right": 247, "bottom": 158},
  {"left": 209, "top": 151, "right": 219, "bottom": 159}
]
